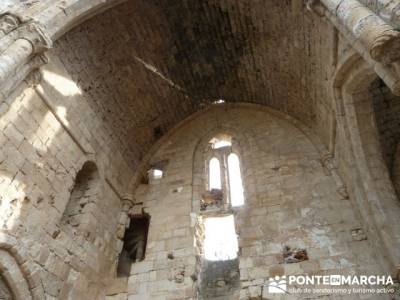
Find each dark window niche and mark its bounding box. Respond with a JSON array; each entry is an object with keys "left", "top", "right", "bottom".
[{"left": 117, "top": 214, "right": 150, "bottom": 277}]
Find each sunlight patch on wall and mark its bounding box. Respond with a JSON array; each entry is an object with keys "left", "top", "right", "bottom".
[
  {"left": 0, "top": 171, "right": 26, "bottom": 230},
  {"left": 42, "top": 70, "right": 82, "bottom": 96},
  {"left": 209, "top": 134, "right": 232, "bottom": 149},
  {"left": 56, "top": 106, "right": 69, "bottom": 125}
]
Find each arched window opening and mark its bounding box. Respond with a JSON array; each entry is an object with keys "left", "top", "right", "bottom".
[
  {"left": 204, "top": 135, "right": 246, "bottom": 209},
  {"left": 151, "top": 168, "right": 163, "bottom": 179},
  {"left": 227, "top": 153, "right": 244, "bottom": 206},
  {"left": 203, "top": 215, "right": 238, "bottom": 261},
  {"left": 209, "top": 134, "right": 232, "bottom": 149},
  {"left": 198, "top": 134, "right": 242, "bottom": 297},
  {"left": 209, "top": 157, "right": 221, "bottom": 190},
  {"left": 117, "top": 214, "right": 150, "bottom": 277},
  {"left": 147, "top": 160, "right": 169, "bottom": 183},
  {"left": 61, "top": 161, "right": 99, "bottom": 230},
  {"left": 212, "top": 99, "right": 225, "bottom": 105}
]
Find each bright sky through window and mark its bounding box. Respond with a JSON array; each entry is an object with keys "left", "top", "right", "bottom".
[
  {"left": 212, "top": 99, "right": 225, "bottom": 104},
  {"left": 204, "top": 215, "right": 238, "bottom": 261},
  {"left": 209, "top": 157, "right": 221, "bottom": 189},
  {"left": 213, "top": 140, "right": 232, "bottom": 149},
  {"left": 209, "top": 135, "right": 232, "bottom": 149},
  {"left": 228, "top": 153, "right": 244, "bottom": 206},
  {"left": 152, "top": 169, "right": 163, "bottom": 179}
]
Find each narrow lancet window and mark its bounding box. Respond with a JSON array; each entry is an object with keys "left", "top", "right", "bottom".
[
  {"left": 228, "top": 153, "right": 244, "bottom": 206},
  {"left": 209, "top": 157, "right": 222, "bottom": 190}
]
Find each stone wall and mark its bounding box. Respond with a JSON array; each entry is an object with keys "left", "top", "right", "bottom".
[
  {"left": 370, "top": 77, "right": 400, "bottom": 199},
  {"left": 124, "top": 104, "right": 384, "bottom": 300},
  {"left": 370, "top": 78, "right": 400, "bottom": 174},
  {"left": 0, "top": 50, "right": 134, "bottom": 299}
]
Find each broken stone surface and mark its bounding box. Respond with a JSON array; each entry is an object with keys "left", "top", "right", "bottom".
[
  {"left": 282, "top": 246, "right": 309, "bottom": 264},
  {"left": 351, "top": 228, "right": 368, "bottom": 242},
  {"left": 201, "top": 189, "right": 224, "bottom": 211}
]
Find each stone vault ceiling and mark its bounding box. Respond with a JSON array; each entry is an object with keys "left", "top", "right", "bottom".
[{"left": 54, "top": 0, "right": 335, "bottom": 166}]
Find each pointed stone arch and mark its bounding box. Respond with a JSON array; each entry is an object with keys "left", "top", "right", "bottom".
[
  {"left": 333, "top": 52, "right": 400, "bottom": 277},
  {"left": 0, "top": 233, "right": 45, "bottom": 300}
]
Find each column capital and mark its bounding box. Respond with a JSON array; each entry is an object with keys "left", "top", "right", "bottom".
[
  {"left": 306, "top": 0, "right": 325, "bottom": 17},
  {"left": 0, "top": 13, "right": 20, "bottom": 36},
  {"left": 370, "top": 27, "right": 400, "bottom": 64},
  {"left": 24, "top": 69, "right": 42, "bottom": 86},
  {"left": 121, "top": 194, "right": 135, "bottom": 210},
  {"left": 20, "top": 21, "right": 52, "bottom": 54},
  {"left": 321, "top": 152, "right": 335, "bottom": 172}
]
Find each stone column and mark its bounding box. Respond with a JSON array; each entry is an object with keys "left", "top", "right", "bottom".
[
  {"left": 0, "top": 19, "right": 52, "bottom": 95},
  {"left": 308, "top": 0, "right": 400, "bottom": 95},
  {"left": 319, "top": 0, "right": 400, "bottom": 63}
]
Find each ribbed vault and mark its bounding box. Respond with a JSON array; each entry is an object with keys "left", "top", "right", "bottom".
[{"left": 53, "top": 0, "right": 336, "bottom": 166}]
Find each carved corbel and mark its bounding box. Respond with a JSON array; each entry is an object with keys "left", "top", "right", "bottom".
[
  {"left": 19, "top": 22, "right": 52, "bottom": 54},
  {"left": 115, "top": 195, "right": 135, "bottom": 240},
  {"left": 121, "top": 194, "right": 135, "bottom": 212},
  {"left": 0, "top": 13, "right": 20, "bottom": 36},
  {"left": 169, "top": 265, "right": 185, "bottom": 283},
  {"left": 306, "top": 0, "right": 325, "bottom": 17},
  {"left": 369, "top": 28, "right": 400, "bottom": 65},
  {"left": 321, "top": 152, "right": 335, "bottom": 174},
  {"left": 129, "top": 203, "right": 145, "bottom": 217},
  {"left": 321, "top": 153, "right": 349, "bottom": 199},
  {"left": 23, "top": 53, "right": 48, "bottom": 85},
  {"left": 23, "top": 69, "right": 42, "bottom": 87},
  {"left": 337, "top": 185, "right": 349, "bottom": 200},
  {"left": 0, "top": 14, "right": 53, "bottom": 54}
]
